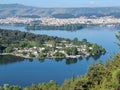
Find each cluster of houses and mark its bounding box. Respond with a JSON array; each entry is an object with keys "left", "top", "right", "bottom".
[
  {"left": 0, "top": 16, "right": 120, "bottom": 28},
  {"left": 12, "top": 42, "right": 93, "bottom": 59}
]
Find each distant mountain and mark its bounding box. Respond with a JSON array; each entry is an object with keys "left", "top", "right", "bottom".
[{"left": 0, "top": 4, "right": 120, "bottom": 18}]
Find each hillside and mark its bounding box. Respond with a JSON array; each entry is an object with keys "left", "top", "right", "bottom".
[{"left": 0, "top": 4, "right": 120, "bottom": 18}]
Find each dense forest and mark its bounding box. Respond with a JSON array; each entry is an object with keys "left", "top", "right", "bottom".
[
  {"left": 0, "top": 29, "right": 65, "bottom": 45},
  {"left": 0, "top": 29, "right": 65, "bottom": 52},
  {"left": 0, "top": 32, "right": 119, "bottom": 89}
]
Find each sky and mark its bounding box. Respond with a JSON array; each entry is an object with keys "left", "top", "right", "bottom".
[{"left": 0, "top": 0, "right": 120, "bottom": 7}]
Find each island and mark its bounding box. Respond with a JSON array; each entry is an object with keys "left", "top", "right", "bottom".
[{"left": 0, "top": 29, "right": 106, "bottom": 59}]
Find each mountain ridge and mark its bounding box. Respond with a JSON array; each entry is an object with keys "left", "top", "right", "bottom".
[{"left": 0, "top": 4, "right": 120, "bottom": 18}]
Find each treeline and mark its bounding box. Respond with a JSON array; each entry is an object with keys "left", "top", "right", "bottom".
[
  {"left": 25, "top": 24, "right": 85, "bottom": 30},
  {"left": 0, "top": 29, "right": 64, "bottom": 45}
]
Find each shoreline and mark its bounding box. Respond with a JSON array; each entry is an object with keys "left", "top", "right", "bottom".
[
  {"left": 0, "top": 52, "right": 104, "bottom": 60},
  {"left": 0, "top": 53, "right": 31, "bottom": 59},
  {"left": 0, "top": 53, "right": 82, "bottom": 59}
]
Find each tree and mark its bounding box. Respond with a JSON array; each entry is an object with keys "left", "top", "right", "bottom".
[
  {"left": 3, "top": 84, "right": 10, "bottom": 90},
  {"left": 11, "top": 85, "right": 21, "bottom": 90},
  {"left": 73, "top": 38, "right": 79, "bottom": 45},
  {"left": 82, "top": 39, "right": 87, "bottom": 43},
  {"left": 53, "top": 52, "right": 65, "bottom": 58},
  {"left": 65, "top": 47, "right": 78, "bottom": 55},
  {"left": 4, "top": 47, "right": 13, "bottom": 53},
  {"left": 72, "top": 73, "right": 75, "bottom": 82},
  {"left": 116, "top": 31, "right": 120, "bottom": 48},
  {"left": 38, "top": 52, "right": 46, "bottom": 59},
  {"left": 0, "top": 45, "right": 5, "bottom": 53},
  {"left": 71, "top": 47, "right": 78, "bottom": 55},
  {"left": 29, "top": 53, "right": 35, "bottom": 57}
]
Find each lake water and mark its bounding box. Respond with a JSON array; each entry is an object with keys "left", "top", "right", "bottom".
[{"left": 0, "top": 25, "right": 119, "bottom": 87}]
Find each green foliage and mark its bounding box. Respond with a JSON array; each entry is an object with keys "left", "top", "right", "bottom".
[
  {"left": 38, "top": 52, "right": 46, "bottom": 59},
  {"left": 72, "top": 73, "right": 75, "bottom": 82},
  {"left": 4, "top": 47, "right": 13, "bottom": 53},
  {"left": 110, "top": 69, "right": 120, "bottom": 89},
  {"left": 91, "top": 44, "right": 106, "bottom": 56},
  {"left": 3, "top": 84, "right": 10, "bottom": 90},
  {"left": 0, "top": 29, "right": 64, "bottom": 52},
  {"left": 116, "top": 32, "right": 120, "bottom": 41},
  {"left": 0, "top": 45, "right": 6, "bottom": 53},
  {"left": 53, "top": 52, "right": 65, "bottom": 58},
  {"left": 29, "top": 53, "right": 35, "bottom": 57},
  {"left": 73, "top": 38, "right": 79, "bottom": 45},
  {"left": 116, "top": 31, "right": 120, "bottom": 48},
  {"left": 65, "top": 47, "right": 78, "bottom": 55},
  {"left": 82, "top": 38, "right": 87, "bottom": 43}
]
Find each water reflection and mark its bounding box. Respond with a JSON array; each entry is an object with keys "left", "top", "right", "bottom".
[
  {"left": 37, "top": 54, "right": 103, "bottom": 65},
  {"left": 0, "top": 53, "right": 104, "bottom": 65},
  {"left": 66, "top": 58, "right": 77, "bottom": 65},
  {"left": 0, "top": 55, "right": 24, "bottom": 65}
]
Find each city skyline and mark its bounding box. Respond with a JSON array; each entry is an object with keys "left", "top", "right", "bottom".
[{"left": 0, "top": 0, "right": 120, "bottom": 7}]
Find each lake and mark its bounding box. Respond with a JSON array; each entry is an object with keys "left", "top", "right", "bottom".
[{"left": 0, "top": 25, "right": 119, "bottom": 87}]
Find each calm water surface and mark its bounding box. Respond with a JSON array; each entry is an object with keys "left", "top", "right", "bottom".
[{"left": 0, "top": 25, "right": 119, "bottom": 87}]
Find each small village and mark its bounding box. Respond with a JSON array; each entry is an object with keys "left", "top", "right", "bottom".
[{"left": 10, "top": 40, "right": 105, "bottom": 59}]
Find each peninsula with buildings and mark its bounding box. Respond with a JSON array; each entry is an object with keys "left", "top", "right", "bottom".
[{"left": 0, "top": 29, "right": 106, "bottom": 60}]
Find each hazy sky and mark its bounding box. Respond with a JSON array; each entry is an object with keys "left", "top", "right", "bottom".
[{"left": 0, "top": 0, "right": 120, "bottom": 7}]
